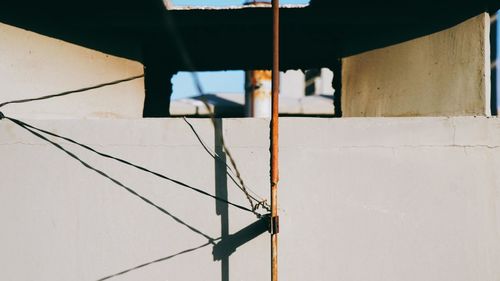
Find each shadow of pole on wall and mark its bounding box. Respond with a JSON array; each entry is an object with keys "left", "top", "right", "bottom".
[
  {"left": 212, "top": 215, "right": 269, "bottom": 261},
  {"left": 214, "top": 118, "right": 230, "bottom": 281},
  {"left": 211, "top": 118, "right": 269, "bottom": 279}
]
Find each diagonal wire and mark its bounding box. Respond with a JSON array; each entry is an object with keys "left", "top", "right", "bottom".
[
  {"left": 0, "top": 10, "right": 270, "bottom": 214},
  {"left": 0, "top": 74, "right": 144, "bottom": 108},
  {"left": 164, "top": 11, "right": 270, "bottom": 213},
  {"left": 183, "top": 117, "right": 270, "bottom": 212},
  {"left": 0, "top": 68, "right": 265, "bottom": 213},
  {"left": 96, "top": 240, "right": 215, "bottom": 281},
  {"left": 5, "top": 117, "right": 218, "bottom": 241},
  {"left": 5, "top": 116, "right": 258, "bottom": 217},
  {"left": 183, "top": 116, "right": 265, "bottom": 201}
]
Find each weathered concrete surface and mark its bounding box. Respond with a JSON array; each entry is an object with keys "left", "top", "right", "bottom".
[
  {"left": 0, "top": 23, "right": 145, "bottom": 119},
  {"left": 342, "top": 13, "right": 491, "bottom": 117},
  {"left": 1, "top": 117, "right": 500, "bottom": 280}
]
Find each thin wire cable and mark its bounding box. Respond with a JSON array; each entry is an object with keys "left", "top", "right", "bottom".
[
  {"left": 0, "top": 74, "right": 144, "bottom": 108},
  {"left": 164, "top": 12, "right": 270, "bottom": 213},
  {"left": 0, "top": 69, "right": 266, "bottom": 213},
  {"left": 5, "top": 117, "right": 219, "bottom": 241},
  {"left": 183, "top": 117, "right": 270, "bottom": 211},
  {"left": 0, "top": 12, "right": 270, "bottom": 213},
  {"left": 5, "top": 116, "right": 258, "bottom": 216},
  {"left": 97, "top": 240, "right": 216, "bottom": 281}
]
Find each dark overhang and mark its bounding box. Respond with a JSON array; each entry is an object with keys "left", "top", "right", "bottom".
[{"left": 0, "top": 0, "right": 498, "bottom": 71}]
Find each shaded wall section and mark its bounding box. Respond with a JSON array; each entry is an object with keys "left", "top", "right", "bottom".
[
  {"left": 342, "top": 13, "right": 491, "bottom": 117},
  {"left": 1, "top": 117, "right": 500, "bottom": 281}
]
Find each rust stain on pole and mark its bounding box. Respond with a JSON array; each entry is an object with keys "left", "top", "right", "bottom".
[
  {"left": 271, "top": 1, "right": 279, "bottom": 281},
  {"left": 245, "top": 70, "right": 272, "bottom": 117}
]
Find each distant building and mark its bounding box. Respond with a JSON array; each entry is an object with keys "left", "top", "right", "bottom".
[{"left": 170, "top": 68, "right": 335, "bottom": 117}]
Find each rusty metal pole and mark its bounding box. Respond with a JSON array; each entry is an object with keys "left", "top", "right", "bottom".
[
  {"left": 244, "top": 1, "right": 273, "bottom": 118},
  {"left": 245, "top": 70, "right": 272, "bottom": 117},
  {"left": 271, "top": 1, "right": 279, "bottom": 281}
]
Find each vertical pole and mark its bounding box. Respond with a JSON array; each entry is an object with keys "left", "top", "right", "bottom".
[
  {"left": 245, "top": 70, "right": 273, "bottom": 118},
  {"left": 490, "top": 12, "right": 497, "bottom": 116},
  {"left": 271, "top": 1, "right": 279, "bottom": 281}
]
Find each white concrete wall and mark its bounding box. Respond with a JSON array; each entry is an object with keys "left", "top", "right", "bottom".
[
  {"left": 342, "top": 13, "right": 491, "bottom": 117},
  {"left": 280, "top": 68, "right": 334, "bottom": 98},
  {"left": 281, "top": 70, "right": 305, "bottom": 98},
  {"left": 315, "top": 68, "right": 334, "bottom": 95},
  {"left": 1, "top": 117, "right": 499, "bottom": 281},
  {"left": 0, "top": 23, "right": 145, "bottom": 119}
]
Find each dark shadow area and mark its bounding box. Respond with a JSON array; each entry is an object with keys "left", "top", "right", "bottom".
[
  {"left": 212, "top": 215, "right": 269, "bottom": 261},
  {"left": 183, "top": 118, "right": 249, "bottom": 189},
  {"left": 214, "top": 119, "right": 230, "bottom": 281},
  {"left": 2, "top": 0, "right": 498, "bottom": 118},
  {"left": 198, "top": 95, "right": 245, "bottom": 117},
  {"left": 332, "top": 60, "right": 342, "bottom": 118},
  {"left": 1, "top": 0, "right": 498, "bottom": 71},
  {"left": 170, "top": 95, "right": 245, "bottom": 118},
  {"left": 155, "top": 5, "right": 496, "bottom": 71},
  {"left": 491, "top": 12, "right": 498, "bottom": 116},
  {"left": 318, "top": 94, "right": 334, "bottom": 100},
  {"left": 0, "top": 0, "right": 164, "bottom": 62},
  {"left": 143, "top": 50, "right": 174, "bottom": 117}
]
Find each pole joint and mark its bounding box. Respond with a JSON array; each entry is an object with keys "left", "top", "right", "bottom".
[{"left": 269, "top": 215, "right": 280, "bottom": 234}]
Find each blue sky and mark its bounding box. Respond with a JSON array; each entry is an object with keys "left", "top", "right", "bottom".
[{"left": 172, "top": 71, "right": 245, "bottom": 99}]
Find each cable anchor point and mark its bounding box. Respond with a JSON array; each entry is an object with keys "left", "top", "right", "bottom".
[{"left": 268, "top": 214, "right": 279, "bottom": 235}]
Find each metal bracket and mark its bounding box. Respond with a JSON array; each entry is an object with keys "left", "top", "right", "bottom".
[{"left": 269, "top": 215, "right": 279, "bottom": 235}]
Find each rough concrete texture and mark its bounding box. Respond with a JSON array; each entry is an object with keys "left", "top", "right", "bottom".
[
  {"left": 342, "top": 13, "right": 491, "bottom": 117},
  {"left": 1, "top": 117, "right": 500, "bottom": 281},
  {"left": 0, "top": 23, "right": 145, "bottom": 119}
]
